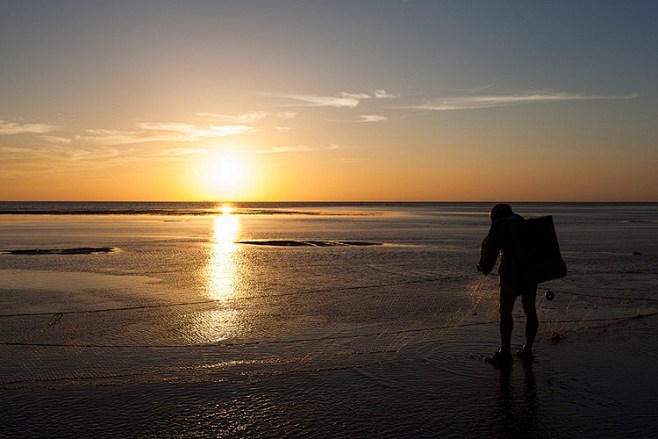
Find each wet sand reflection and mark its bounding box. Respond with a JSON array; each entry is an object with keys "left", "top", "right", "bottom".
[
  {"left": 192, "top": 208, "right": 246, "bottom": 342},
  {"left": 206, "top": 208, "right": 240, "bottom": 302},
  {"left": 495, "top": 364, "right": 545, "bottom": 437}
]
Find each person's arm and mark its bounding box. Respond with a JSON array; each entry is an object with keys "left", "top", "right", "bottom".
[{"left": 478, "top": 225, "right": 501, "bottom": 275}]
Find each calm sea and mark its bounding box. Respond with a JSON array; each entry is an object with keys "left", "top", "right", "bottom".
[{"left": 1, "top": 202, "right": 657, "bottom": 437}]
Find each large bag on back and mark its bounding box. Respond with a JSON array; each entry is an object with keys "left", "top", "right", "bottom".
[{"left": 511, "top": 215, "right": 567, "bottom": 284}]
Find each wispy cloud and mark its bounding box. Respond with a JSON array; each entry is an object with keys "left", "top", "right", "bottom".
[
  {"left": 0, "top": 146, "right": 34, "bottom": 155},
  {"left": 155, "top": 147, "right": 208, "bottom": 161},
  {"left": 40, "top": 135, "right": 73, "bottom": 145},
  {"left": 137, "top": 122, "right": 251, "bottom": 138},
  {"left": 373, "top": 89, "right": 398, "bottom": 99},
  {"left": 197, "top": 111, "right": 298, "bottom": 123},
  {"left": 158, "top": 147, "right": 207, "bottom": 155},
  {"left": 0, "top": 119, "right": 56, "bottom": 135},
  {"left": 355, "top": 115, "right": 388, "bottom": 123},
  {"left": 249, "top": 144, "right": 339, "bottom": 154},
  {"left": 410, "top": 92, "right": 639, "bottom": 111},
  {"left": 277, "top": 111, "right": 298, "bottom": 119},
  {"left": 0, "top": 145, "right": 122, "bottom": 163},
  {"left": 78, "top": 129, "right": 150, "bottom": 146},
  {"left": 80, "top": 122, "right": 251, "bottom": 145},
  {"left": 273, "top": 89, "right": 398, "bottom": 108},
  {"left": 278, "top": 92, "right": 364, "bottom": 108},
  {"left": 196, "top": 111, "right": 268, "bottom": 123}
]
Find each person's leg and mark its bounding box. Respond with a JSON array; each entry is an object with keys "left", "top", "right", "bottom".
[
  {"left": 520, "top": 284, "right": 538, "bottom": 353},
  {"left": 500, "top": 312, "right": 513, "bottom": 354},
  {"left": 498, "top": 284, "right": 517, "bottom": 354},
  {"left": 485, "top": 284, "right": 516, "bottom": 366}
]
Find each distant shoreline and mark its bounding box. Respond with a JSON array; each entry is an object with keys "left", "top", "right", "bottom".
[{"left": 1, "top": 201, "right": 656, "bottom": 216}]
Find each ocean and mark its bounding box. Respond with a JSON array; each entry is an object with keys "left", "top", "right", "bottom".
[{"left": 1, "top": 202, "right": 657, "bottom": 438}]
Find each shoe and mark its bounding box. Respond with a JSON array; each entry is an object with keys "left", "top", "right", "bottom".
[
  {"left": 515, "top": 349, "right": 535, "bottom": 363},
  {"left": 484, "top": 351, "right": 513, "bottom": 367}
]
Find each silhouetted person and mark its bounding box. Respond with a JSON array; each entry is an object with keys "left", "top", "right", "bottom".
[{"left": 478, "top": 203, "right": 538, "bottom": 367}]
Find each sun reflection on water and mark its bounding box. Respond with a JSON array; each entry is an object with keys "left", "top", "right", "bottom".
[{"left": 206, "top": 206, "right": 240, "bottom": 302}]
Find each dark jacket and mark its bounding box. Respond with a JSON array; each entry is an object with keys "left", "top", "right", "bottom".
[{"left": 478, "top": 213, "right": 531, "bottom": 286}]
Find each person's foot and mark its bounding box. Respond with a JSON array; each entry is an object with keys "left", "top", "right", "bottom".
[
  {"left": 484, "top": 351, "right": 513, "bottom": 368},
  {"left": 515, "top": 348, "right": 535, "bottom": 363}
]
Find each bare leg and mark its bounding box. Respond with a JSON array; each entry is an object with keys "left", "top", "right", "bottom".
[
  {"left": 499, "top": 310, "right": 514, "bottom": 354},
  {"left": 485, "top": 284, "right": 516, "bottom": 366},
  {"left": 521, "top": 286, "right": 538, "bottom": 352},
  {"left": 499, "top": 286, "right": 517, "bottom": 354}
]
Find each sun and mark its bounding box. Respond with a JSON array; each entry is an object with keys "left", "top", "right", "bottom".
[{"left": 200, "top": 151, "right": 250, "bottom": 200}]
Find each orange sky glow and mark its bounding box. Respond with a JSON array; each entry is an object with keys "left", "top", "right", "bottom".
[{"left": 1, "top": 2, "right": 657, "bottom": 201}]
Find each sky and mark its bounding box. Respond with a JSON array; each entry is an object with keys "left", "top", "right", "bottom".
[{"left": 1, "top": 0, "right": 657, "bottom": 201}]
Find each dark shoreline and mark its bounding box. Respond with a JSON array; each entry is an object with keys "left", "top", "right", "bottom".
[
  {"left": 1, "top": 201, "right": 656, "bottom": 217},
  {"left": 2, "top": 247, "right": 116, "bottom": 255}
]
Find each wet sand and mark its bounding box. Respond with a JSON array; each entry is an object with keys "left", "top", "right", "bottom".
[
  {"left": 1, "top": 206, "right": 657, "bottom": 437},
  {"left": 2, "top": 314, "right": 656, "bottom": 438}
]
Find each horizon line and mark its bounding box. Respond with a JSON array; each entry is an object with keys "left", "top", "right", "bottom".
[{"left": 1, "top": 200, "right": 657, "bottom": 204}]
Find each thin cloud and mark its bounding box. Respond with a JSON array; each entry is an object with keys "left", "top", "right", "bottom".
[
  {"left": 157, "top": 147, "right": 207, "bottom": 156},
  {"left": 250, "top": 144, "right": 339, "bottom": 154},
  {"left": 0, "top": 143, "right": 209, "bottom": 170},
  {"left": 65, "top": 147, "right": 122, "bottom": 161},
  {"left": 374, "top": 89, "right": 398, "bottom": 99},
  {"left": 0, "top": 146, "right": 33, "bottom": 155},
  {"left": 356, "top": 115, "right": 388, "bottom": 123},
  {"left": 273, "top": 89, "right": 398, "bottom": 108},
  {"left": 0, "top": 145, "right": 122, "bottom": 163},
  {"left": 81, "top": 122, "right": 251, "bottom": 145},
  {"left": 410, "top": 92, "right": 639, "bottom": 111},
  {"left": 196, "top": 111, "right": 268, "bottom": 123},
  {"left": 278, "top": 93, "right": 363, "bottom": 108},
  {"left": 136, "top": 122, "right": 251, "bottom": 137},
  {"left": 277, "top": 111, "right": 298, "bottom": 119},
  {"left": 79, "top": 129, "right": 149, "bottom": 146},
  {"left": 196, "top": 111, "right": 297, "bottom": 122},
  {"left": 40, "top": 135, "right": 73, "bottom": 145},
  {"left": 0, "top": 119, "right": 56, "bottom": 135},
  {"left": 155, "top": 147, "right": 208, "bottom": 161}
]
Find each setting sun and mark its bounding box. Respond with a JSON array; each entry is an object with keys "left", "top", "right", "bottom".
[{"left": 198, "top": 152, "right": 253, "bottom": 201}]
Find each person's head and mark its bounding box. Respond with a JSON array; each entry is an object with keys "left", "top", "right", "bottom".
[{"left": 490, "top": 203, "right": 514, "bottom": 224}]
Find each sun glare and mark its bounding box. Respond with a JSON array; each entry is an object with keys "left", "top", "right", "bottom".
[{"left": 200, "top": 152, "right": 251, "bottom": 200}]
